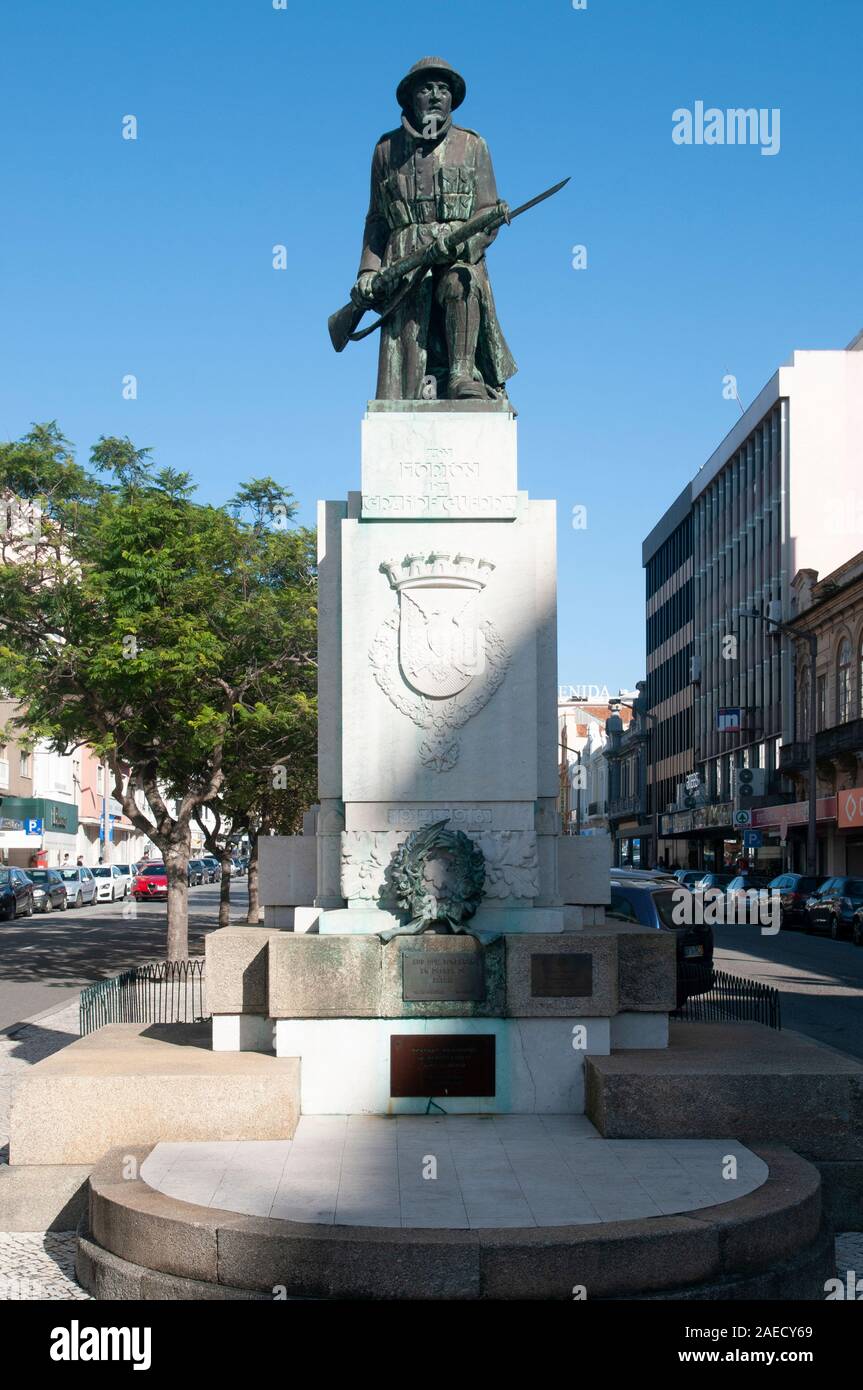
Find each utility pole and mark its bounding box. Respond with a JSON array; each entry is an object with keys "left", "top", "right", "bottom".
[{"left": 102, "top": 759, "right": 110, "bottom": 864}]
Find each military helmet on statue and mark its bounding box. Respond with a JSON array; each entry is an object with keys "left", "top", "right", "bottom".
[{"left": 396, "top": 57, "right": 467, "bottom": 113}]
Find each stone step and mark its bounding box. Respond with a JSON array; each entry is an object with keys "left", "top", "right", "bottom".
[
  {"left": 9, "top": 1024, "right": 299, "bottom": 1166},
  {"left": 585, "top": 1021, "right": 863, "bottom": 1230},
  {"left": 77, "top": 1141, "right": 833, "bottom": 1301}
]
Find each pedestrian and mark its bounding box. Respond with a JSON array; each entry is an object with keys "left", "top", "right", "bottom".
[{"left": 76, "top": 855, "right": 84, "bottom": 866}]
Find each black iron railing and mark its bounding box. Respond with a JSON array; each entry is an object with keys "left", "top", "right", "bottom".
[
  {"left": 79, "top": 959, "right": 207, "bottom": 1035},
  {"left": 674, "top": 965, "right": 781, "bottom": 1030}
]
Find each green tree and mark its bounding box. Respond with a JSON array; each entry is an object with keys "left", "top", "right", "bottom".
[{"left": 0, "top": 430, "right": 317, "bottom": 958}]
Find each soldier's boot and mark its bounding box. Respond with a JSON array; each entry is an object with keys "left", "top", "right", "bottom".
[{"left": 438, "top": 268, "right": 485, "bottom": 399}]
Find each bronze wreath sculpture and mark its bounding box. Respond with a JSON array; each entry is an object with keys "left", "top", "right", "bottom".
[{"left": 378, "top": 818, "right": 487, "bottom": 942}]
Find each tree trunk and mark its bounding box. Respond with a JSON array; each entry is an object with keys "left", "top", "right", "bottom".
[
  {"left": 246, "top": 829, "right": 260, "bottom": 924},
  {"left": 218, "top": 847, "right": 233, "bottom": 928},
  {"left": 164, "top": 831, "right": 191, "bottom": 960}
]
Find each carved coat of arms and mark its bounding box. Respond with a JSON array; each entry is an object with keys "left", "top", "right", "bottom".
[{"left": 370, "top": 551, "right": 510, "bottom": 771}]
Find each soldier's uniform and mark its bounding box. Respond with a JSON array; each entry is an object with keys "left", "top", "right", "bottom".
[{"left": 358, "top": 60, "right": 517, "bottom": 401}]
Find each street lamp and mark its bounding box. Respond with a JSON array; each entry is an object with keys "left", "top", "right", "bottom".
[{"left": 739, "top": 607, "right": 818, "bottom": 876}]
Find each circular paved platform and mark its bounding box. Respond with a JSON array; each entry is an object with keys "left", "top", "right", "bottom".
[
  {"left": 79, "top": 1137, "right": 832, "bottom": 1300},
  {"left": 139, "top": 1114, "right": 768, "bottom": 1229}
]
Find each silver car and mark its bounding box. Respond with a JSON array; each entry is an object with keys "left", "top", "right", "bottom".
[{"left": 57, "top": 865, "right": 98, "bottom": 908}]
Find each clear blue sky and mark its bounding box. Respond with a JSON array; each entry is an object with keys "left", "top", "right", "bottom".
[{"left": 2, "top": 0, "right": 861, "bottom": 692}]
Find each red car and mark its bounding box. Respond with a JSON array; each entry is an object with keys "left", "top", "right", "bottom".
[{"left": 132, "top": 862, "right": 168, "bottom": 901}]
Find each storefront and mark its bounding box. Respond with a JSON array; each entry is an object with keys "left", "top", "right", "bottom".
[
  {"left": 0, "top": 796, "right": 79, "bottom": 868},
  {"left": 751, "top": 795, "right": 837, "bottom": 875},
  {"left": 836, "top": 786, "right": 863, "bottom": 875},
  {"left": 658, "top": 802, "right": 736, "bottom": 870}
]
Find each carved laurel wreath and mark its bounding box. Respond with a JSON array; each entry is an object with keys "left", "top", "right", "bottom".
[{"left": 390, "top": 818, "right": 486, "bottom": 933}]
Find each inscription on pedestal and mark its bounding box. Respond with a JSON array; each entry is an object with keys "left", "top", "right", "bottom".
[
  {"left": 362, "top": 491, "right": 518, "bottom": 519},
  {"left": 530, "top": 953, "right": 593, "bottom": 998},
  {"left": 402, "top": 952, "right": 485, "bottom": 1002},
  {"left": 390, "top": 1035, "right": 495, "bottom": 1097}
]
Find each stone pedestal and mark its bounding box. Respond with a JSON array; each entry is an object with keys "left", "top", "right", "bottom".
[
  {"left": 206, "top": 923, "right": 675, "bottom": 1114},
  {"left": 219, "top": 403, "right": 650, "bottom": 1116}
]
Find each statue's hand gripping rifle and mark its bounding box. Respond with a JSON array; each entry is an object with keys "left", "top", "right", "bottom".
[{"left": 328, "top": 177, "right": 569, "bottom": 354}]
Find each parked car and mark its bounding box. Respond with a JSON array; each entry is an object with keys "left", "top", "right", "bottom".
[
  {"left": 231, "top": 857, "right": 247, "bottom": 877},
  {"left": 132, "top": 862, "right": 168, "bottom": 901},
  {"left": 852, "top": 905, "right": 863, "bottom": 947},
  {"left": 0, "top": 867, "right": 35, "bottom": 919},
  {"left": 607, "top": 877, "right": 713, "bottom": 1005},
  {"left": 724, "top": 873, "right": 771, "bottom": 902},
  {"left": 608, "top": 867, "right": 680, "bottom": 884},
  {"left": 695, "top": 872, "right": 736, "bottom": 892},
  {"left": 673, "top": 870, "right": 705, "bottom": 886},
  {"left": 804, "top": 877, "right": 863, "bottom": 939},
  {"left": 91, "top": 865, "right": 128, "bottom": 902},
  {"left": 57, "top": 865, "right": 98, "bottom": 908},
  {"left": 113, "top": 863, "right": 135, "bottom": 897},
  {"left": 188, "top": 859, "right": 207, "bottom": 887},
  {"left": 200, "top": 855, "right": 221, "bottom": 882},
  {"left": 766, "top": 873, "right": 827, "bottom": 928},
  {"left": 22, "top": 868, "right": 68, "bottom": 913}
]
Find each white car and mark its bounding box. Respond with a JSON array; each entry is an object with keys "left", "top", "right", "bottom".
[
  {"left": 91, "top": 865, "right": 128, "bottom": 902},
  {"left": 113, "top": 863, "right": 135, "bottom": 897}
]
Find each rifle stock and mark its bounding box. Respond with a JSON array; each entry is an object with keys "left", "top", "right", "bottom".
[{"left": 328, "top": 301, "right": 365, "bottom": 354}]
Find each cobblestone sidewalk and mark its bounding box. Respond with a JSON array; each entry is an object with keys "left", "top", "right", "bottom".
[
  {"left": 0, "top": 1232, "right": 90, "bottom": 1300},
  {"left": 0, "top": 999, "right": 91, "bottom": 1299}
]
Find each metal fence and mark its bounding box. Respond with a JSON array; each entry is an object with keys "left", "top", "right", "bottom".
[
  {"left": 79, "top": 959, "right": 207, "bottom": 1035},
  {"left": 673, "top": 965, "right": 781, "bottom": 1030}
]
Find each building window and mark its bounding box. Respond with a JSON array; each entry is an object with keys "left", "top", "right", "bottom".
[
  {"left": 837, "top": 639, "right": 852, "bottom": 724},
  {"left": 799, "top": 667, "right": 810, "bottom": 741},
  {"left": 0, "top": 745, "right": 8, "bottom": 790},
  {"left": 19, "top": 750, "right": 31, "bottom": 778},
  {"left": 817, "top": 673, "right": 827, "bottom": 731}
]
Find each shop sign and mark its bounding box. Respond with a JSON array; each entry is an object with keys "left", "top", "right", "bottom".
[{"left": 838, "top": 787, "right": 863, "bottom": 831}]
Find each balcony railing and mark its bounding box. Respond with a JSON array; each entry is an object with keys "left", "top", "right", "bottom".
[{"left": 780, "top": 717, "right": 863, "bottom": 771}]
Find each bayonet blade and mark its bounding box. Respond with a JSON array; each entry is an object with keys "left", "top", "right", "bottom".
[{"left": 508, "top": 177, "right": 570, "bottom": 221}]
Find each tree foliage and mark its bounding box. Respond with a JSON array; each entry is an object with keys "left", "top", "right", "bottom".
[{"left": 0, "top": 426, "right": 317, "bottom": 957}]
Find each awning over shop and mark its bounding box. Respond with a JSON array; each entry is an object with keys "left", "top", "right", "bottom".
[
  {"left": 751, "top": 796, "right": 836, "bottom": 833},
  {"left": 659, "top": 803, "right": 732, "bottom": 837}
]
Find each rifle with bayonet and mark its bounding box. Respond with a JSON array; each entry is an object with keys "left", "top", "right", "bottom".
[{"left": 328, "top": 176, "right": 569, "bottom": 354}]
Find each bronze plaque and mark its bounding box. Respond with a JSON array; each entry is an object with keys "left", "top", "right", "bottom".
[
  {"left": 530, "top": 953, "right": 593, "bottom": 998},
  {"left": 390, "top": 1035, "right": 495, "bottom": 1097},
  {"left": 402, "top": 951, "right": 485, "bottom": 1002}
]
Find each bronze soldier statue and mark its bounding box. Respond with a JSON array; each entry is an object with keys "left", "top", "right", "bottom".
[{"left": 352, "top": 57, "right": 517, "bottom": 402}]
